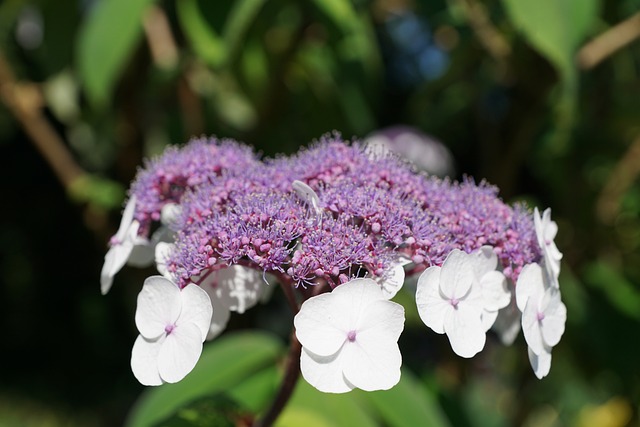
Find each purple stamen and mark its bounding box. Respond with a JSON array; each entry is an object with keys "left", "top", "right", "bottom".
[
  {"left": 536, "top": 312, "right": 545, "bottom": 322},
  {"left": 450, "top": 298, "right": 459, "bottom": 308},
  {"left": 347, "top": 330, "right": 357, "bottom": 342},
  {"left": 165, "top": 324, "right": 176, "bottom": 335}
]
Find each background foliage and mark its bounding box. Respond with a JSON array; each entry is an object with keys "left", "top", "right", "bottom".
[{"left": 1, "top": 0, "right": 639, "bottom": 425}]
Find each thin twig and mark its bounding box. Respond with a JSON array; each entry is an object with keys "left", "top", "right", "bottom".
[
  {"left": 596, "top": 134, "right": 640, "bottom": 224},
  {"left": 453, "top": 0, "right": 511, "bottom": 72},
  {"left": 253, "top": 329, "right": 302, "bottom": 427},
  {"left": 578, "top": 12, "right": 640, "bottom": 70}
]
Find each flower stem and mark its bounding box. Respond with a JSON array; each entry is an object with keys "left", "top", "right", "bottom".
[{"left": 254, "top": 329, "right": 302, "bottom": 427}]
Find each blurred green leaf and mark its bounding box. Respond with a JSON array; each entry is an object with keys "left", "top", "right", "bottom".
[
  {"left": 277, "top": 373, "right": 377, "bottom": 427},
  {"left": 223, "top": 0, "right": 267, "bottom": 65},
  {"left": 226, "top": 363, "right": 279, "bottom": 414},
  {"left": 583, "top": 260, "right": 640, "bottom": 321},
  {"left": 68, "top": 174, "right": 125, "bottom": 209},
  {"left": 76, "top": 0, "right": 158, "bottom": 107},
  {"left": 362, "top": 368, "right": 451, "bottom": 427},
  {"left": 501, "top": 0, "right": 598, "bottom": 81},
  {"left": 502, "top": 0, "right": 598, "bottom": 151},
  {"left": 125, "top": 331, "right": 284, "bottom": 427},
  {"left": 177, "top": 0, "right": 227, "bottom": 68}
]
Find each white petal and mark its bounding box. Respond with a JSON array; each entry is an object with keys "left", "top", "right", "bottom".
[
  {"left": 377, "top": 260, "right": 408, "bottom": 299},
  {"left": 115, "top": 196, "right": 137, "bottom": 241},
  {"left": 131, "top": 334, "right": 164, "bottom": 386},
  {"left": 521, "top": 296, "right": 545, "bottom": 355},
  {"left": 470, "top": 246, "right": 498, "bottom": 278},
  {"left": 160, "top": 203, "right": 182, "bottom": 228},
  {"left": 292, "top": 180, "right": 322, "bottom": 215},
  {"left": 128, "top": 242, "right": 155, "bottom": 267},
  {"left": 357, "top": 300, "right": 405, "bottom": 342},
  {"left": 341, "top": 337, "right": 402, "bottom": 391},
  {"left": 100, "top": 241, "right": 134, "bottom": 295},
  {"left": 416, "top": 266, "right": 448, "bottom": 334},
  {"left": 155, "top": 242, "right": 175, "bottom": 279},
  {"left": 481, "top": 271, "right": 510, "bottom": 312},
  {"left": 540, "top": 289, "right": 566, "bottom": 348},
  {"left": 135, "top": 276, "right": 182, "bottom": 339},
  {"left": 528, "top": 345, "right": 552, "bottom": 379},
  {"left": 492, "top": 303, "right": 521, "bottom": 345},
  {"left": 332, "top": 278, "right": 387, "bottom": 327},
  {"left": 515, "top": 263, "right": 545, "bottom": 312},
  {"left": 443, "top": 303, "right": 486, "bottom": 358},
  {"left": 179, "top": 283, "right": 213, "bottom": 341},
  {"left": 294, "top": 292, "right": 350, "bottom": 357},
  {"left": 219, "top": 265, "right": 263, "bottom": 313},
  {"left": 300, "top": 347, "right": 354, "bottom": 393},
  {"left": 439, "top": 250, "right": 474, "bottom": 300},
  {"left": 157, "top": 322, "right": 204, "bottom": 383},
  {"left": 206, "top": 296, "right": 231, "bottom": 340},
  {"left": 481, "top": 309, "right": 499, "bottom": 331}
]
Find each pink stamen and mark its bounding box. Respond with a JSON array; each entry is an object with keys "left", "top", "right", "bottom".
[
  {"left": 165, "top": 324, "right": 176, "bottom": 335},
  {"left": 347, "top": 330, "right": 357, "bottom": 342},
  {"left": 450, "top": 298, "right": 459, "bottom": 308},
  {"left": 537, "top": 312, "right": 545, "bottom": 322}
]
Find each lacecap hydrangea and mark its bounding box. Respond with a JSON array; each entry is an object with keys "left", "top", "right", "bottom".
[{"left": 101, "top": 133, "right": 565, "bottom": 390}]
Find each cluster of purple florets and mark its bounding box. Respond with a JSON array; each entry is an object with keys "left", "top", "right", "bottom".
[{"left": 127, "top": 133, "right": 541, "bottom": 289}]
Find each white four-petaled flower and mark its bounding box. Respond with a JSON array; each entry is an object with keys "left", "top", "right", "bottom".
[
  {"left": 516, "top": 263, "right": 566, "bottom": 379},
  {"left": 534, "top": 207, "right": 562, "bottom": 287},
  {"left": 416, "top": 247, "right": 510, "bottom": 358},
  {"left": 101, "top": 196, "right": 152, "bottom": 295},
  {"left": 294, "top": 278, "right": 405, "bottom": 393},
  {"left": 199, "top": 266, "right": 265, "bottom": 340},
  {"left": 130, "top": 276, "right": 212, "bottom": 386}
]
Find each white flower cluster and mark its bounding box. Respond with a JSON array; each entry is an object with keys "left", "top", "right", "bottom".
[{"left": 102, "top": 196, "right": 565, "bottom": 389}]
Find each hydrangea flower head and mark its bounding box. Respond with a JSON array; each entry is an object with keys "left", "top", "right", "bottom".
[{"left": 294, "top": 278, "right": 405, "bottom": 393}]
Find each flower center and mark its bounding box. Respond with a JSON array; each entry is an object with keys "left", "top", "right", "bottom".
[
  {"left": 165, "top": 324, "right": 176, "bottom": 335},
  {"left": 347, "top": 330, "right": 357, "bottom": 342},
  {"left": 536, "top": 311, "right": 545, "bottom": 322},
  {"left": 449, "top": 298, "right": 459, "bottom": 308}
]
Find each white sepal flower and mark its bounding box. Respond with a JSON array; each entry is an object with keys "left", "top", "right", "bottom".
[
  {"left": 492, "top": 301, "right": 522, "bottom": 346},
  {"left": 155, "top": 242, "right": 176, "bottom": 279},
  {"left": 199, "top": 265, "right": 264, "bottom": 340},
  {"left": 130, "top": 276, "right": 212, "bottom": 386},
  {"left": 376, "top": 256, "right": 412, "bottom": 299},
  {"left": 516, "top": 263, "right": 566, "bottom": 379},
  {"left": 534, "top": 207, "right": 562, "bottom": 287},
  {"left": 160, "top": 203, "right": 182, "bottom": 229},
  {"left": 294, "top": 278, "right": 405, "bottom": 393},
  {"left": 416, "top": 248, "right": 508, "bottom": 358},
  {"left": 101, "top": 196, "right": 150, "bottom": 295}
]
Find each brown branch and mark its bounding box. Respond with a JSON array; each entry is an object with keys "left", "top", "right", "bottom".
[
  {"left": 142, "top": 4, "right": 179, "bottom": 70},
  {"left": 0, "top": 50, "right": 85, "bottom": 189},
  {"left": 453, "top": 0, "right": 511, "bottom": 73},
  {"left": 596, "top": 134, "right": 640, "bottom": 224},
  {"left": 577, "top": 12, "right": 640, "bottom": 70}
]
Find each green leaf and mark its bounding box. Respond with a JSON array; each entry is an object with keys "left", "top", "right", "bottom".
[
  {"left": 583, "top": 261, "right": 640, "bottom": 321},
  {"left": 362, "top": 368, "right": 451, "bottom": 427},
  {"left": 76, "top": 0, "right": 158, "bottom": 107},
  {"left": 223, "top": 0, "right": 267, "bottom": 65},
  {"left": 276, "top": 374, "right": 377, "bottom": 427},
  {"left": 125, "top": 331, "right": 284, "bottom": 427},
  {"left": 176, "top": 0, "right": 227, "bottom": 68},
  {"left": 501, "top": 0, "right": 598, "bottom": 81}
]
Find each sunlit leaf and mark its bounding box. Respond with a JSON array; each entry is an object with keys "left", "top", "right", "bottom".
[
  {"left": 501, "top": 0, "right": 599, "bottom": 81},
  {"left": 276, "top": 373, "right": 377, "bottom": 427},
  {"left": 176, "top": 0, "right": 226, "bottom": 68},
  {"left": 76, "top": 0, "right": 158, "bottom": 107},
  {"left": 362, "top": 368, "right": 451, "bottom": 427},
  {"left": 125, "top": 331, "right": 284, "bottom": 427}
]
